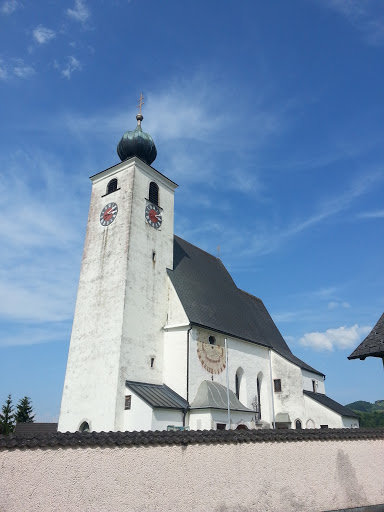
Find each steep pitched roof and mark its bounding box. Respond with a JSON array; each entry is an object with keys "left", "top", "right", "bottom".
[
  {"left": 190, "top": 380, "right": 253, "bottom": 412},
  {"left": 168, "top": 236, "right": 324, "bottom": 376},
  {"left": 348, "top": 312, "right": 384, "bottom": 360},
  {"left": 126, "top": 381, "right": 188, "bottom": 410},
  {"left": 303, "top": 391, "right": 359, "bottom": 418}
]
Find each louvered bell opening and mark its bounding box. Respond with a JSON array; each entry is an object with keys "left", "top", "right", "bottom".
[
  {"left": 107, "top": 178, "right": 118, "bottom": 195},
  {"left": 149, "top": 181, "right": 159, "bottom": 206}
]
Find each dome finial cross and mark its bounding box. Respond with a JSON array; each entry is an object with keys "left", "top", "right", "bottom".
[{"left": 137, "top": 92, "right": 144, "bottom": 114}]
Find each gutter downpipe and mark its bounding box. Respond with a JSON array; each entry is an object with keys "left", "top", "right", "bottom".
[
  {"left": 225, "top": 338, "right": 231, "bottom": 429},
  {"left": 268, "top": 349, "right": 276, "bottom": 429},
  {"left": 184, "top": 325, "right": 192, "bottom": 428}
]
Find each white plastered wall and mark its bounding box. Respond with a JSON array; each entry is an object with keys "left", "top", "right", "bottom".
[
  {"left": 2, "top": 438, "right": 384, "bottom": 512},
  {"left": 124, "top": 388, "right": 153, "bottom": 432},
  {"left": 271, "top": 351, "right": 306, "bottom": 427},
  {"left": 59, "top": 157, "right": 177, "bottom": 433},
  {"left": 114, "top": 158, "right": 176, "bottom": 431},
  {"left": 59, "top": 161, "right": 135, "bottom": 433},
  {"left": 189, "top": 409, "right": 255, "bottom": 430},
  {"left": 188, "top": 327, "right": 273, "bottom": 426},
  {"left": 302, "top": 368, "right": 326, "bottom": 394},
  {"left": 303, "top": 394, "right": 355, "bottom": 429},
  {"left": 152, "top": 409, "right": 183, "bottom": 430}
]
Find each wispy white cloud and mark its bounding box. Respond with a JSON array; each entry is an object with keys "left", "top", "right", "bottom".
[
  {"left": 0, "top": 150, "right": 86, "bottom": 339},
  {"left": 321, "top": 0, "right": 384, "bottom": 45},
  {"left": 357, "top": 209, "right": 384, "bottom": 219},
  {"left": 67, "top": 0, "right": 90, "bottom": 23},
  {"left": 33, "top": 25, "right": 56, "bottom": 45},
  {"left": 327, "top": 300, "right": 350, "bottom": 310},
  {"left": 0, "top": 58, "right": 35, "bottom": 80},
  {"left": 299, "top": 324, "right": 371, "bottom": 351},
  {"left": 0, "top": 59, "right": 7, "bottom": 80},
  {"left": 13, "top": 60, "right": 35, "bottom": 79},
  {"left": 1, "top": 0, "right": 18, "bottom": 14},
  {"left": 58, "top": 56, "right": 82, "bottom": 79},
  {"left": 241, "top": 169, "right": 382, "bottom": 256}
]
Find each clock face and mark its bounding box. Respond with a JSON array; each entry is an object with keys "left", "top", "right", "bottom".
[
  {"left": 145, "top": 203, "right": 162, "bottom": 229},
  {"left": 100, "top": 202, "right": 118, "bottom": 226},
  {"left": 197, "top": 333, "right": 226, "bottom": 374}
]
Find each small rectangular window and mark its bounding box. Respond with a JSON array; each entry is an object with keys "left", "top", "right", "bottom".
[
  {"left": 312, "top": 380, "right": 317, "bottom": 392},
  {"left": 216, "top": 423, "right": 226, "bottom": 430},
  {"left": 125, "top": 395, "right": 131, "bottom": 410},
  {"left": 320, "top": 424, "right": 328, "bottom": 429},
  {"left": 274, "top": 379, "right": 282, "bottom": 392}
]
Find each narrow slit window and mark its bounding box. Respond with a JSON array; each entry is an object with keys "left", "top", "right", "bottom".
[
  {"left": 107, "top": 178, "right": 118, "bottom": 195},
  {"left": 149, "top": 182, "right": 159, "bottom": 206},
  {"left": 312, "top": 380, "right": 317, "bottom": 393},
  {"left": 273, "top": 379, "right": 282, "bottom": 392},
  {"left": 125, "top": 395, "right": 131, "bottom": 410},
  {"left": 150, "top": 357, "right": 155, "bottom": 368}
]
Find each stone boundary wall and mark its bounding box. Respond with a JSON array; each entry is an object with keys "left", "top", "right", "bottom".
[{"left": 1, "top": 429, "right": 384, "bottom": 512}]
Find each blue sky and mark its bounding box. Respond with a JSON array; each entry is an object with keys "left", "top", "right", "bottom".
[{"left": 1, "top": 0, "right": 383, "bottom": 421}]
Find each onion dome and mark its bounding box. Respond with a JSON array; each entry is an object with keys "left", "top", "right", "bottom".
[{"left": 117, "top": 113, "right": 157, "bottom": 166}]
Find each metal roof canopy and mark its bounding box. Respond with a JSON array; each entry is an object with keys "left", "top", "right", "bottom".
[{"left": 126, "top": 381, "right": 188, "bottom": 410}]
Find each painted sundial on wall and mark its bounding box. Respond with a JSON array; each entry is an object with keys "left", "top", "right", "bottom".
[{"left": 196, "top": 332, "right": 226, "bottom": 374}]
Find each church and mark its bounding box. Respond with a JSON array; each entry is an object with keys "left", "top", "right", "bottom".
[{"left": 58, "top": 97, "right": 359, "bottom": 433}]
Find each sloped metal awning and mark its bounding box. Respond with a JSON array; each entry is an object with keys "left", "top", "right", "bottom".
[
  {"left": 275, "top": 413, "right": 291, "bottom": 423},
  {"left": 190, "top": 380, "right": 253, "bottom": 413},
  {"left": 126, "top": 381, "right": 188, "bottom": 410}
]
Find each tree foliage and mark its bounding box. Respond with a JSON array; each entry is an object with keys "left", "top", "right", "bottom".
[
  {"left": 15, "top": 396, "right": 35, "bottom": 424},
  {"left": 0, "top": 394, "right": 15, "bottom": 435},
  {"left": 346, "top": 399, "right": 384, "bottom": 428}
]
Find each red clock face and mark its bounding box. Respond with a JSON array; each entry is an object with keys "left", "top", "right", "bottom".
[
  {"left": 145, "top": 203, "right": 162, "bottom": 229},
  {"left": 100, "top": 202, "right": 118, "bottom": 226}
]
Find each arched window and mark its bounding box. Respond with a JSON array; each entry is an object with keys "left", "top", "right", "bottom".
[
  {"left": 209, "top": 335, "right": 216, "bottom": 345},
  {"left": 235, "top": 372, "right": 240, "bottom": 399},
  {"left": 295, "top": 419, "right": 302, "bottom": 429},
  {"left": 79, "top": 421, "right": 90, "bottom": 433},
  {"left": 106, "top": 178, "right": 118, "bottom": 195},
  {"left": 235, "top": 367, "right": 246, "bottom": 404},
  {"left": 149, "top": 182, "right": 159, "bottom": 205},
  {"left": 256, "top": 376, "right": 261, "bottom": 420}
]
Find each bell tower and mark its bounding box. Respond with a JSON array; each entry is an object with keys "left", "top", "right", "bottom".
[{"left": 58, "top": 96, "right": 177, "bottom": 433}]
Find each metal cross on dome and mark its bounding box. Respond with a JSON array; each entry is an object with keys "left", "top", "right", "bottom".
[{"left": 137, "top": 92, "right": 144, "bottom": 114}]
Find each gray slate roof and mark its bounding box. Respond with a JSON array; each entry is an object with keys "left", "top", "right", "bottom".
[
  {"left": 126, "top": 381, "right": 188, "bottom": 410},
  {"left": 13, "top": 423, "right": 58, "bottom": 436},
  {"left": 190, "top": 380, "right": 253, "bottom": 412},
  {"left": 348, "top": 312, "right": 384, "bottom": 360},
  {"left": 303, "top": 391, "right": 359, "bottom": 419},
  {"left": 168, "top": 236, "right": 324, "bottom": 376}
]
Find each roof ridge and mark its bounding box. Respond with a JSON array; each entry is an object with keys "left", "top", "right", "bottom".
[
  {"left": 174, "top": 235, "right": 221, "bottom": 261},
  {"left": 238, "top": 289, "right": 262, "bottom": 302}
]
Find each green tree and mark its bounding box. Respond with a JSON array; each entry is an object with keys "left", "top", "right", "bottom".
[
  {"left": 0, "top": 394, "right": 15, "bottom": 435},
  {"left": 15, "top": 396, "right": 35, "bottom": 424}
]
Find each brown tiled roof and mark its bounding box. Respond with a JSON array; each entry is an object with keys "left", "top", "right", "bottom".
[
  {"left": 1, "top": 428, "right": 383, "bottom": 451},
  {"left": 348, "top": 312, "right": 384, "bottom": 360}
]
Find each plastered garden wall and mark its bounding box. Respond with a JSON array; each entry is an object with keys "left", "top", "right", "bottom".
[{"left": 1, "top": 430, "right": 384, "bottom": 512}]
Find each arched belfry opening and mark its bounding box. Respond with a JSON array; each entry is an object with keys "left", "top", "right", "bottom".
[
  {"left": 149, "top": 181, "right": 159, "bottom": 206},
  {"left": 106, "top": 178, "right": 118, "bottom": 195}
]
